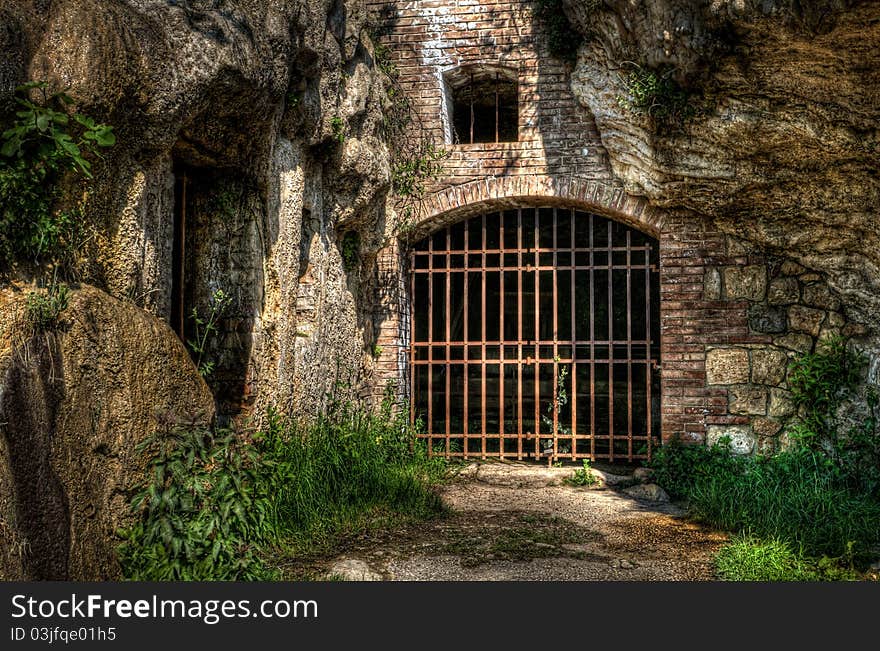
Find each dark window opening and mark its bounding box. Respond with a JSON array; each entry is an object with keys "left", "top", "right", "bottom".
[{"left": 449, "top": 70, "right": 518, "bottom": 144}]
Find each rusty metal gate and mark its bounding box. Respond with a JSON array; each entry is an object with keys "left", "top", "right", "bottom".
[{"left": 409, "top": 207, "right": 661, "bottom": 462}]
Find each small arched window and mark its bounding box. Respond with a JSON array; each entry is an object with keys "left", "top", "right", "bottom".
[{"left": 444, "top": 66, "right": 519, "bottom": 145}]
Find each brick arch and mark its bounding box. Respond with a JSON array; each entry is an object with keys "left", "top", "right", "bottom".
[{"left": 410, "top": 175, "right": 663, "bottom": 240}]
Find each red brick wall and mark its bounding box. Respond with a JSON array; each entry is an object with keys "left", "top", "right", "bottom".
[{"left": 368, "top": 0, "right": 606, "bottom": 185}]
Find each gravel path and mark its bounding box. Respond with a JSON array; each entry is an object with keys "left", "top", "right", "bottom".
[{"left": 319, "top": 462, "right": 728, "bottom": 581}]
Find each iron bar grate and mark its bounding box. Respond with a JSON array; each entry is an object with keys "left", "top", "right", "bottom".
[{"left": 409, "top": 207, "right": 660, "bottom": 462}]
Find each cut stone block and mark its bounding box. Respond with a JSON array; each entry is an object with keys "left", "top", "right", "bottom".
[
  {"left": 706, "top": 348, "right": 750, "bottom": 385},
  {"left": 751, "top": 348, "right": 789, "bottom": 386},
  {"left": 767, "top": 277, "right": 799, "bottom": 305},
  {"left": 728, "top": 385, "right": 768, "bottom": 415},
  {"left": 707, "top": 425, "right": 755, "bottom": 455},
  {"left": 723, "top": 265, "right": 767, "bottom": 301},
  {"left": 769, "top": 388, "right": 796, "bottom": 418},
  {"left": 788, "top": 305, "right": 825, "bottom": 337}
]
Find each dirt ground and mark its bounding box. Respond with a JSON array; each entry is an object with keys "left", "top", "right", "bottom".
[{"left": 288, "top": 462, "right": 729, "bottom": 581}]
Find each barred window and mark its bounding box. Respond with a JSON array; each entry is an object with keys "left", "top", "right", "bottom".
[{"left": 445, "top": 67, "right": 519, "bottom": 144}]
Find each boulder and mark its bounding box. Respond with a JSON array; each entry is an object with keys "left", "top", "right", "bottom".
[
  {"left": 0, "top": 285, "right": 214, "bottom": 580},
  {"left": 623, "top": 483, "right": 670, "bottom": 503}
]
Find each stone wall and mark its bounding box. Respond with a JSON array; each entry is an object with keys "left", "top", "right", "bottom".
[
  {"left": 2, "top": 0, "right": 876, "bottom": 454},
  {"left": 703, "top": 244, "right": 861, "bottom": 454}
]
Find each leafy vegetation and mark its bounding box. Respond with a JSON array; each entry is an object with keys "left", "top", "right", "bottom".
[
  {"left": 650, "top": 338, "right": 880, "bottom": 581},
  {"left": 330, "top": 116, "right": 346, "bottom": 144},
  {"left": 391, "top": 142, "right": 447, "bottom": 200},
  {"left": 187, "top": 288, "right": 231, "bottom": 378},
  {"left": 563, "top": 459, "right": 598, "bottom": 487},
  {"left": 617, "top": 65, "right": 694, "bottom": 125},
  {"left": 649, "top": 436, "right": 745, "bottom": 501},
  {"left": 118, "top": 416, "right": 276, "bottom": 581},
  {"left": 119, "top": 394, "right": 446, "bottom": 580},
  {"left": 542, "top": 362, "right": 571, "bottom": 437},
  {"left": 1, "top": 82, "right": 115, "bottom": 267},
  {"left": 25, "top": 279, "right": 70, "bottom": 333},
  {"left": 787, "top": 336, "right": 879, "bottom": 494}
]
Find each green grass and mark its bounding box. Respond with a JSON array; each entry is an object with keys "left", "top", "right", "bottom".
[
  {"left": 119, "top": 398, "right": 447, "bottom": 581},
  {"left": 258, "top": 404, "right": 445, "bottom": 536},
  {"left": 650, "top": 441, "right": 880, "bottom": 581},
  {"left": 687, "top": 449, "right": 880, "bottom": 559},
  {"left": 715, "top": 535, "right": 858, "bottom": 582}
]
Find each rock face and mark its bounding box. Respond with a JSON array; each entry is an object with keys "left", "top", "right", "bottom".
[
  {"left": 0, "top": 285, "right": 215, "bottom": 580},
  {"left": 1, "top": 0, "right": 392, "bottom": 420},
  {"left": 567, "top": 0, "right": 880, "bottom": 331}
]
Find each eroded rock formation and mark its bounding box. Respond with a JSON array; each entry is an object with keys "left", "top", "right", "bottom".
[
  {"left": 0, "top": 285, "right": 215, "bottom": 579},
  {"left": 567, "top": 0, "right": 880, "bottom": 332},
  {"left": 0, "top": 0, "right": 393, "bottom": 579},
  {"left": 1, "top": 0, "right": 393, "bottom": 419}
]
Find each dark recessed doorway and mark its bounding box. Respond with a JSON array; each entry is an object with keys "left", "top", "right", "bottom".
[{"left": 409, "top": 207, "right": 661, "bottom": 462}]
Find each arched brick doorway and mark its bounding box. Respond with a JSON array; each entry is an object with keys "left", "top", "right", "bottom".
[{"left": 409, "top": 205, "right": 661, "bottom": 462}]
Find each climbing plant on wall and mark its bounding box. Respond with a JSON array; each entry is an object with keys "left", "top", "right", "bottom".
[
  {"left": 617, "top": 64, "right": 695, "bottom": 126},
  {"left": 371, "top": 34, "right": 449, "bottom": 239},
  {"left": 0, "top": 81, "right": 115, "bottom": 269}
]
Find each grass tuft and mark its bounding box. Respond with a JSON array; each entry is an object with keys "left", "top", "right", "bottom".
[{"left": 715, "top": 535, "right": 858, "bottom": 582}]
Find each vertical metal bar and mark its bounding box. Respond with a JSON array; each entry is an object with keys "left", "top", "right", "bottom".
[
  {"left": 589, "top": 213, "right": 596, "bottom": 461},
  {"left": 552, "top": 208, "right": 559, "bottom": 461},
  {"left": 445, "top": 226, "right": 451, "bottom": 456},
  {"left": 517, "top": 208, "right": 524, "bottom": 461},
  {"left": 481, "top": 213, "right": 487, "bottom": 458},
  {"left": 427, "top": 232, "right": 434, "bottom": 455},
  {"left": 627, "top": 229, "right": 633, "bottom": 460},
  {"left": 410, "top": 248, "right": 416, "bottom": 440},
  {"left": 607, "top": 221, "right": 614, "bottom": 462},
  {"left": 499, "top": 214, "right": 505, "bottom": 460},
  {"left": 534, "top": 209, "right": 540, "bottom": 459},
  {"left": 463, "top": 221, "right": 469, "bottom": 459},
  {"left": 570, "top": 209, "right": 577, "bottom": 459}
]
